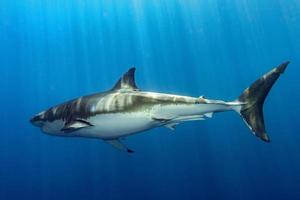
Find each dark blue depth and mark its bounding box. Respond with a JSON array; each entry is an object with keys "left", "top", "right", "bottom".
[{"left": 0, "top": 1, "right": 300, "bottom": 200}]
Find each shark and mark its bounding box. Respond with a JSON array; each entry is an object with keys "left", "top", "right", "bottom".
[{"left": 30, "top": 62, "right": 289, "bottom": 153}]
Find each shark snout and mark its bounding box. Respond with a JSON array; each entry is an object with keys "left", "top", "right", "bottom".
[{"left": 30, "top": 114, "right": 45, "bottom": 127}]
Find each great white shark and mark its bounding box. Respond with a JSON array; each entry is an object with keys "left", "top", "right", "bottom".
[{"left": 30, "top": 62, "right": 289, "bottom": 153}]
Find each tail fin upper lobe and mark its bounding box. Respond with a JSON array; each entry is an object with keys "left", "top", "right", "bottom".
[{"left": 237, "top": 61, "right": 289, "bottom": 142}]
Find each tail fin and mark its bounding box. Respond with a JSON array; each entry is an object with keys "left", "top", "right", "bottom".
[{"left": 236, "top": 61, "right": 289, "bottom": 142}]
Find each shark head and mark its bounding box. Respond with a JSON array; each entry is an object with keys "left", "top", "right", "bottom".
[{"left": 30, "top": 112, "right": 46, "bottom": 127}]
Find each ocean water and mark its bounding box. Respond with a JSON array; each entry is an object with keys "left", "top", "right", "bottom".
[{"left": 1, "top": 0, "right": 300, "bottom": 200}]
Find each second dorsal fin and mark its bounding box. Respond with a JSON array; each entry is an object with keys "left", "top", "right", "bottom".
[{"left": 111, "top": 67, "right": 139, "bottom": 91}]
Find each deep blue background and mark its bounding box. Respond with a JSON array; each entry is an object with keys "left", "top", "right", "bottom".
[{"left": 0, "top": 0, "right": 300, "bottom": 199}]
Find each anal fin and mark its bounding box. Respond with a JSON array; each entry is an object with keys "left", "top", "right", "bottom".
[
  {"left": 204, "top": 112, "right": 213, "bottom": 118},
  {"left": 165, "top": 123, "right": 178, "bottom": 131}
]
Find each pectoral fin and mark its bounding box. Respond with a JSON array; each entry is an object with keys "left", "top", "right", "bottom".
[
  {"left": 105, "top": 139, "right": 134, "bottom": 153},
  {"left": 61, "top": 119, "right": 93, "bottom": 133}
]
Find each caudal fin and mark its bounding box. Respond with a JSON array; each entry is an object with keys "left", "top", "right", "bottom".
[{"left": 236, "top": 61, "right": 289, "bottom": 142}]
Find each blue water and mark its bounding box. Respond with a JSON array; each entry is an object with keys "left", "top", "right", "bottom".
[{"left": 1, "top": 1, "right": 300, "bottom": 200}]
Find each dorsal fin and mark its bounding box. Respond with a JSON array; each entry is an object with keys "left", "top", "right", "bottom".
[{"left": 111, "top": 67, "right": 139, "bottom": 91}]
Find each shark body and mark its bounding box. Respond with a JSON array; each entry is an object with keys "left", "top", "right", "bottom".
[{"left": 30, "top": 62, "right": 289, "bottom": 152}]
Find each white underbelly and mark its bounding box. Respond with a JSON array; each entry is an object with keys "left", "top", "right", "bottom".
[
  {"left": 41, "top": 112, "right": 156, "bottom": 139},
  {"left": 77, "top": 112, "right": 155, "bottom": 139}
]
